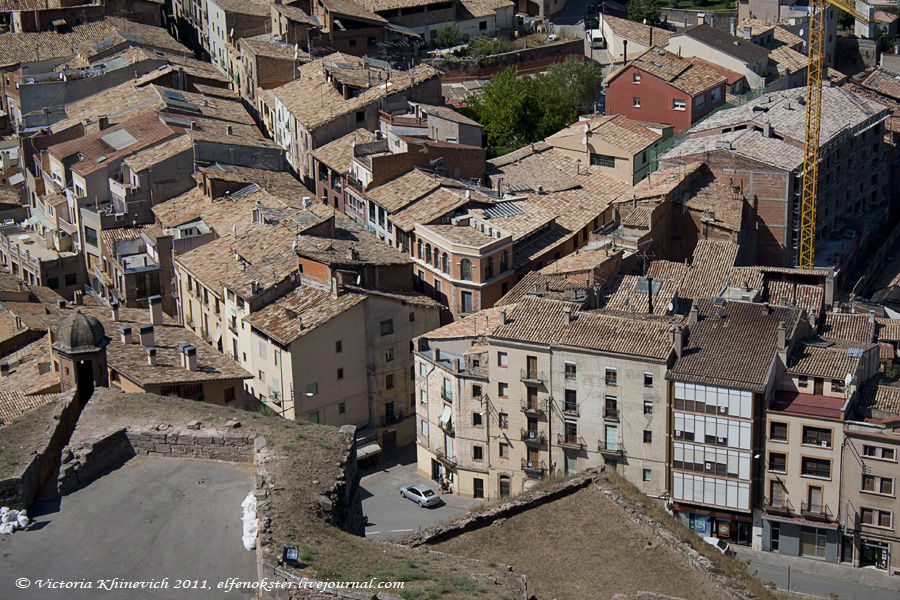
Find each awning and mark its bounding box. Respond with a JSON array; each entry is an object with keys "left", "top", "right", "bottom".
[
  {"left": 439, "top": 405, "right": 451, "bottom": 427},
  {"left": 356, "top": 441, "right": 381, "bottom": 460},
  {"left": 762, "top": 513, "right": 840, "bottom": 530},
  {"left": 213, "top": 324, "right": 222, "bottom": 344}
]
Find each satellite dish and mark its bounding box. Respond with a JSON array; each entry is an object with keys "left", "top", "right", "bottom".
[
  {"left": 667, "top": 302, "right": 674, "bottom": 313},
  {"left": 799, "top": 28, "right": 804, "bottom": 36},
  {"left": 582, "top": 136, "right": 588, "bottom": 145},
  {"left": 844, "top": 373, "right": 853, "bottom": 386}
]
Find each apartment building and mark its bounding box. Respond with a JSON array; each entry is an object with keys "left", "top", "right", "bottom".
[
  {"left": 761, "top": 339, "right": 879, "bottom": 562},
  {"left": 206, "top": 0, "right": 270, "bottom": 77},
  {"left": 669, "top": 300, "right": 806, "bottom": 547},
  {"left": 666, "top": 24, "right": 770, "bottom": 90},
  {"left": 415, "top": 295, "right": 680, "bottom": 500},
  {"left": 605, "top": 48, "right": 727, "bottom": 133},
  {"left": 844, "top": 382, "right": 900, "bottom": 574},
  {"left": 660, "top": 86, "right": 890, "bottom": 267},
  {"left": 598, "top": 14, "right": 672, "bottom": 62}
]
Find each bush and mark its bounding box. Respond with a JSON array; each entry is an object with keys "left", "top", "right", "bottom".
[
  {"left": 437, "top": 24, "right": 460, "bottom": 48},
  {"left": 465, "top": 35, "right": 514, "bottom": 56}
]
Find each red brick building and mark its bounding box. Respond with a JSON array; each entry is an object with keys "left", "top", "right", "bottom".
[{"left": 605, "top": 47, "right": 727, "bottom": 133}]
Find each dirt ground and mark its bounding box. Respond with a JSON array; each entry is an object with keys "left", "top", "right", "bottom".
[{"left": 435, "top": 484, "right": 724, "bottom": 600}]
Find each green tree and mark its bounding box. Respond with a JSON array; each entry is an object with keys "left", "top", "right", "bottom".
[
  {"left": 627, "top": 0, "right": 661, "bottom": 25},
  {"left": 436, "top": 24, "right": 460, "bottom": 48}
]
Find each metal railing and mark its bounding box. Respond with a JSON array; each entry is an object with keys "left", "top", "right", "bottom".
[
  {"left": 801, "top": 502, "right": 832, "bottom": 521},
  {"left": 439, "top": 420, "right": 454, "bottom": 436},
  {"left": 521, "top": 458, "right": 546, "bottom": 473},
  {"left": 562, "top": 402, "right": 579, "bottom": 417},
  {"left": 598, "top": 440, "right": 623, "bottom": 456},
  {"left": 520, "top": 428, "right": 546, "bottom": 445},
  {"left": 434, "top": 448, "right": 456, "bottom": 467},
  {"left": 557, "top": 434, "right": 586, "bottom": 451},
  {"left": 604, "top": 407, "right": 619, "bottom": 421},
  {"left": 521, "top": 398, "right": 546, "bottom": 415},
  {"left": 762, "top": 496, "right": 794, "bottom": 516},
  {"left": 520, "top": 368, "right": 546, "bottom": 383}
]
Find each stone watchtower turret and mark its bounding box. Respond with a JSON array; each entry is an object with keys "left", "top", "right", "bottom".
[{"left": 51, "top": 310, "right": 110, "bottom": 400}]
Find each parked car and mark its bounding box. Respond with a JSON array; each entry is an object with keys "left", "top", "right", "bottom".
[
  {"left": 400, "top": 484, "right": 441, "bottom": 507},
  {"left": 702, "top": 536, "right": 735, "bottom": 557}
]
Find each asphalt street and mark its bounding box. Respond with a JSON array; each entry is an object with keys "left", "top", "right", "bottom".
[{"left": 0, "top": 457, "right": 256, "bottom": 600}]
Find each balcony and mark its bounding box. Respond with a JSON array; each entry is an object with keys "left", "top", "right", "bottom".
[
  {"left": 439, "top": 419, "right": 454, "bottom": 436},
  {"left": 520, "top": 428, "right": 546, "bottom": 446},
  {"left": 762, "top": 496, "right": 794, "bottom": 516},
  {"left": 603, "top": 407, "right": 619, "bottom": 421},
  {"left": 520, "top": 368, "right": 546, "bottom": 384},
  {"left": 434, "top": 448, "right": 456, "bottom": 467},
  {"left": 521, "top": 458, "right": 546, "bottom": 475},
  {"left": 562, "top": 402, "right": 579, "bottom": 418},
  {"left": 598, "top": 440, "right": 624, "bottom": 457},
  {"left": 557, "top": 434, "right": 586, "bottom": 452},
  {"left": 228, "top": 321, "right": 238, "bottom": 334},
  {"left": 521, "top": 398, "right": 546, "bottom": 416},
  {"left": 801, "top": 502, "right": 833, "bottom": 521}
]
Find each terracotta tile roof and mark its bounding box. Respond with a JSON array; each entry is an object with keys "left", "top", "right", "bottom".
[
  {"left": 787, "top": 338, "right": 872, "bottom": 379},
  {"left": 99, "top": 225, "right": 150, "bottom": 251},
  {"left": 689, "top": 57, "right": 746, "bottom": 86},
  {"left": 243, "top": 285, "right": 367, "bottom": 346},
  {"left": 311, "top": 128, "right": 374, "bottom": 173},
  {"left": 152, "top": 186, "right": 208, "bottom": 227},
  {"left": 769, "top": 391, "right": 846, "bottom": 419},
  {"left": 366, "top": 168, "right": 442, "bottom": 213},
  {"left": 0, "top": 391, "right": 60, "bottom": 427},
  {"left": 272, "top": 53, "right": 440, "bottom": 131},
  {"left": 773, "top": 26, "right": 804, "bottom": 48},
  {"left": 602, "top": 273, "right": 679, "bottom": 316},
  {"left": 418, "top": 103, "right": 483, "bottom": 127},
  {"left": 417, "top": 223, "right": 497, "bottom": 247},
  {"left": 539, "top": 246, "right": 618, "bottom": 275},
  {"left": 856, "top": 67, "right": 900, "bottom": 103},
  {"left": 877, "top": 318, "right": 900, "bottom": 342},
  {"left": 856, "top": 381, "right": 900, "bottom": 416},
  {"left": 390, "top": 187, "right": 472, "bottom": 232},
  {"left": 457, "top": 0, "right": 512, "bottom": 17},
  {"left": 670, "top": 299, "right": 802, "bottom": 392},
  {"left": 319, "top": 0, "right": 386, "bottom": 23},
  {"left": 767, "top": 280, "right": 825, "bottom": 321},
  {"left": 491, "top": 296, "right": 678, "bottom": 359},
  {"left": 209, "top": 0, "right": 271, "bottom": 16},
  {"left": 602, "top": 15, "right": 671, "bottom": 48},
  {"left": 822, "top": 312, "right": 877, "bottom": 344},
  {"left": 423, "top": 305, "right": 509, "bottom": 340},
  {"left": 343, "top": 285, "right": 442, "bottom": 309},
  {"left": 0, "top": 336, "right": 60, "bottom": 396},
  {"left": 50, "top": 81, "right": 160, "bottom": 134},
  {"left": 357, "top": 0, "right": 440, "bottom": 10},
  {"left": 679, "top": 24, "right": 769, "bottom": 63},
  {"left": 547, "top": 114, "right": 660, "bottom": 156},
  {"left": 619, "top": 203, "right": 654, "bottom": 228},
  {"left": 678, "top": 239, "right": 739, "bottom": 299},
  {"left": 646, "top": 259, "right": 691, "bottom": 282},
  {"left": 496, "top": 272, "right": 593, "bottom": 306},
  {"left": 609, "top": 47, "right": 726, "bottom": 96},
  {"left": 295, "top": 216, "right": 410, "bottom": 266},
  {"left": 123, "top": 134, "right": 193, "bottom": 173},
  {"left": 769, "top": 45, "right": 808, "bottom": 75}
]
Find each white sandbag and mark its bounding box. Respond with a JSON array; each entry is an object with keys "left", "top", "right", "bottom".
[
  {"left": 0, "top": 522, "right": 13, "bottom": 535},
  {"left": 16, "top": 514, "right": 28, "bottom": 528},
  {"left": 0, "top": 510, "right": 16, "bottom": 524},
  {"left": 0, "top": 506, "right": 8, "bottom": 515},
  {"left": 240, "top": 491, "right": 257, "bottom": 551}
]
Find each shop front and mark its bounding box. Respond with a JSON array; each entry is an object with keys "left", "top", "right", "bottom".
[
  {"left": 673, "top": 504, "right": 753, "bottom": 546},
  {"left": 761, "top": 514, "right": 840, "bottom": 562},
  {"left": 860, "top": 538, "right": 890, "bottom": 571}
]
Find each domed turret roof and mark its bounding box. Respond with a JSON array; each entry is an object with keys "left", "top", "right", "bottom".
[{"left": 52, "top": 310, "right": 109, "bottom": 354}]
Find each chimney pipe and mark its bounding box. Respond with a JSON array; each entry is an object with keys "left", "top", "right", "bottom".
[
  {"left": 120, "top": 326, "right": 133, "bottom": 345},
  {"left": 110, "top": 299, "right": 120, "bottom": 321},
  {"left": 139, "top": 324, "right": 155, "bottom": 347},
  {"left": 98, "top": 115, "right": 110, "bottom": 130},
  {"left": 182, "top": 344, "right": 198, "bottom": 372},
  {"left": 146, "top": 346, "right": 157, "bottom": 366},
  {"left": 689, "top": 304, "right": 699, "bottom": 326},
  {"left": 454, "top": 358, "right": 461, "bottom": 372},
  {"left": 623, "top": 39, "right": 628, "bottom": 63},
  {"left": 777, "top": 321, "right": 786, "bottom": 351},
  {"left": 0, "top": 362, "right": 9, "bottom": 377},
  {"left": 673, "top": 325, "right": 684, "bottom": 359},
  {"left": 563, "top": 306, "right": 573, "bottom": 324},
  {"left": 500, "top": 309, "right": 507, "bottom": 324},
  {"left": 73, "top": 290, "right": 83, "bottom": 305},
  {"left": 148, "top": 295, "right": 163, "bottom": 325},
  {"left": 646, "top": 275, "right": 654, "bottom": 314},
  {"left": 56, "top": 299, "right": 66, "bottom": 310}
]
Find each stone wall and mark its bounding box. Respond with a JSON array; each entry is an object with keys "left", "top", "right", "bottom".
[
  {"left": 402, "top": 469, "right": 601, "bottom": 547},
  {"left": 660, "top": 8, "right": 737, "bottom": 31},
  {"left": 426, "top": 40, "right": 585, "bottom": 82}
]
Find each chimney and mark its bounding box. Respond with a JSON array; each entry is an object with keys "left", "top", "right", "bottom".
[
  {"left": 120, "top": 326, "right": 133, "bottom": 345},
  {"left": 139, "top": 324, "right": 155, "bottom": 347},
  {"left": 226, "top": 125, "right": 233, "bottom": 135},
  {"left": 0, "top": 362, "right": 9, "bottom": 377},
  {"left": 146, "top": 346, "right": 157, "bottom": 366},
  {"left": 182, "top": 344, "right": 198, "bottom": 372},
  {"left": 672, "top": 325, "right": 684, "bottom": 359},
  {"left": 433, "top": 348, "right": 440, "bottom": 362},
  {"left": 563, "top": 306, "right": 573, "bottom": 324},
  {"left": 148, "top": 295, "right": 163, "bottom": 325},
  {"left": 742, "top": 25, "right": 752, "bottom": 39},
  {"left": 73, "top": 290, "right": 83, "bottom": 305},
  {"left": 56, "top": 299, "right": 66, "bottom": 310},
  {"left": 646, "top": 275, "right": 654, "bottom": 314},
  {"left": 500, "top": 309, "right": 507, "bottom": 324},
  {"left": 623, "top": 39, "right": 628, "bottom": 63},
  {"left": 454, "top": 358, "right": 461, "bottom": 372},
  {"left": 98, "top": 115, "right": 110, "bottom": 130},
  {"left": 688, "top": 304, "right": 699, "bottom": 326},
  {"left": 777, "top": 321, "right": 786, "bottom": 351},
  {"left": 110, "top": 299, "right": 119, "bottom": 321}
]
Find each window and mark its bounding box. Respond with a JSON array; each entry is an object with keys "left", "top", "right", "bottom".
[
  {"left": 498, "top": 382, "right": 508, "bottom": 397},
  {"left": 479, "top": 20, "right": 487, "bottom": 30},
  {"left": 643, "top": 373, "right": 653, "bottom": 387},
  {"left": 499, "top": 442, "right": 509, "bottom": 458},
  {"left": 273, "top": 350, "right": 280, "bottom": 366},
  {"left": 409, "top": 312, "right": 415, "bottom": 322},
  {"left": 460, "top": 259, "right": 472, "bottom": 281},
  {"left": 336, "top": 367, "right": 344, "bottom": 380},
  {"left": 461, "top": 291, "right": 473, "bottom": 314},
  {"left": 565, "top": 362, "right": 576, "bottom": 379},
  {"left": 472, "top": 384, "right": 482, "bottom": 397},
  {"left": 862, "top": 445, "right": 896, "bottom": 461},
  {"left": 307, "top": 382, "right": 318, "bottom": 395},
  {"left": 309, "top": 412, "right": 319, "bottom": 424},
  {"left": 673, "top": 99, "right": 686, "bottom": 111},
  {"left": 65, "top": 272, "right": 77, "bottom": 286},
  {"left": 385, "top": 348, "right": 394, "bottom": 361},
  {"left": 498, "top": 412, "right": 508, "bottom": 429},
  {"left": 831, "top": 378, "right": 845, "bottom": 393},
  {"left": 259, "top": 343, "right": 267, "bottom": 359},
  {"left": 861, "top": 508, "right": 893, "bottom": 529},
  {"left": 770, "top": 422, "right": 788, "bottom": 442},
  {"left": 605, "top": 396, "right": 618, "bottom": 419},
  {"left": 473, "top": 412, "right": 483, "bottom": 426},
  {"left": 643, "top": 430, "right": 652, "bottom": 443},
  {"left": 497, "top": 351, "right": 508, "bottom": 367},
  {"left": 643, "top": 469, "right": 652, "bottom": 481},
  {"left": 695, "top": 96, "right": 706, "bottom": 110},
  {"left": 419, "top": 389, "right": 426, "bottom": 404},
  {"left": 442, "top": 377, "right": 451, "bottom": 400},
  {"left": 769, "top": 452, "right": 787, "bottom": 473},
  {"left": 84, "top": 226, "right": 98, "bottom": 246},
  {"left": 379, "top": 319, "right": 394, "bottom": 336},
  {"left": 421, "top": 420, "right": 428, "bottom": 436},
  {"left": 338, "top": 402, "right": 346, "bottom": 414},
  {"left": 643, "top": 400, "right": 653, "bottom": 415},
  {"left": 802, "top": 426, "right": 832, "bottom": 448},
  {"left": 801, "top": 457, "right": 831, "bottom": 479},
  {"left": 335, "top": 340, "right": 342, "bottom": 353},
  {"left": 473, "top": 445, "right": 483, "bottom": 460},
  {"left": 605, "top": 368, "right": 617, "bottom": 386},
  {"left": 633, "top": 97, "right": 641, "bottom": 108},
  {"left": 355, "top": 110, "right": 365, "bottom": 124},
  {"left": 47, "top": 277, "right": 59, "bottom": 289},
  {"left": 348, "top": 38, "right": 357, "bottom": 48},
  {"left": 590, "top": 153, "right": 615, "bottom": 167},
  {"left": 862, "top": 474, "right": 894, "bottom": 496},
  {"left": 441, "top": 253, "right": 449, "bottom": 274},
  {"left": 386, "top": 374, "right": 394, "bottom": 389},
  {"left": 633, "top": 72, "right": 641, "bottom": 84},
  {"left": 711, "top": 86, "right": 722, "bottom": 103},
  {"left": 258, "top": 370, "right": 266, "bottom": 383}
]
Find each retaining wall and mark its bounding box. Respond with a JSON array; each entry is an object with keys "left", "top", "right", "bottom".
[{"left": 427, "top": 39, "right": 585, "bottom": 82}]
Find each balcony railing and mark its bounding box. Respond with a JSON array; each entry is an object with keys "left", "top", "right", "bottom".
[
  {"left": 521, "top": 398, "right": 546, "bottom": 415},
  {"left": 439, "top": 420, "right": 454, "bottom": 436},
  {"left": 557, "top": 434, "right": 586, "bottom": 451},
  {"left": 520, "top": 428, "right": 546, "bottom": 445},
  {"left": 801, "top": 502, "right": 832, "bottom": 521},
  {"left": 598, "top": 440, "right": 624, "bottom": 456},
  {"left": 604, "top": 407, "right": 619, "bottom": 421},
  {"left": 562, "top": 402, "right": 579, "bottom": 418},
  {"left": 521, "top": 458, "right": 546, "bottom": 474},
  {"left": 434, "top": 448, "right": 456, "bottom": 467},
  {"left": 520, "top": 368, "right": 546, "bottom": 384},
  {"left": 762, "top": 496, "right": 794, "bottom": 516}
]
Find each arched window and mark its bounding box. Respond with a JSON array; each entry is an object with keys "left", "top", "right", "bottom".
[
  {"left": 417, "top": 240, "right": 423, "bottom": 259},
  {"left": 441, "top": 253, "right": 449, "bottom": 274},
  {"left": 460, "top": 259, "right": 472, "bottom": 281},
  {"left": 425, "top": 244, "right": 432, "bottom": 263}
]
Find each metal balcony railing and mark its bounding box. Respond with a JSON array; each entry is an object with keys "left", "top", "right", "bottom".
[
  {"left": 762, "top": 496, "right": 794, "bottom": 516},
  {"left": 801, "top": 502, "right": 832, "bottom": 521},
  {"left": 562, "top": 402, "right": 579, "bottom": 417},
  {"left": 434, "top": 448, "right": 456, "bottom": 467},
  {"left": 598, "top": 440, "right": 623, "bottom": 456},
  {"left": 521, "top": 398, "right": 546, "bottom": 415},
  {"left": 604, "top": 407, "right": 619, "bottom": 421},
  {"left": 520, "top": 428, "right": 546, "bottom": 445},
  {"left": 521, "top": 458, "right": 545, "bottom": 474},
  {"left": 520, "top": 368, "right": 546, "bottom": 384},
  {"left": 557, "top": 434, "right": 586, "bottom": 451}
]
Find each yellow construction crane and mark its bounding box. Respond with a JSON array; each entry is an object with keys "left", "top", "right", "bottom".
[{"left": 798, "top": 0, "right": 873, "bottom": 268}]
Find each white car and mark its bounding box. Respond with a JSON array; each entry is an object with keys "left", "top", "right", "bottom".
[
  {"left": 400, "top": 484, "right": 441, "bottom": 507},
  {"left": 703, "top": 536, "right": 735, "bottom": 556}
]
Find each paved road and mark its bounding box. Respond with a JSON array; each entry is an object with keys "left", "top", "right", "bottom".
[
  {"left": 736, "top": 546, "right": 900, "bottom": 600},
  {"left": 360, "top": 446, "right": 482, "bottom": 541},
  {"left": 0, "top": 457, "right": 256, "bottom": 600}
]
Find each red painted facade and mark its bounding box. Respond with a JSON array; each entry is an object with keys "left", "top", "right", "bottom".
[{"left": 605, "top": 65, "right": 725, "bottom": 133}]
